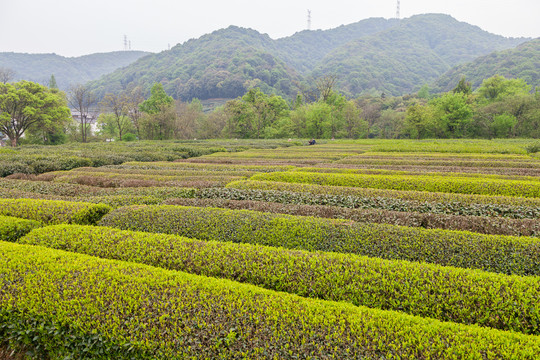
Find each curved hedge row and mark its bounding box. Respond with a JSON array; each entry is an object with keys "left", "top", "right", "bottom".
[
  {"left": 224, "top": 182, "right": 540, "bottom": 219},
  {"left": 99, "top": 205, "right": 540, "bottom": 276},
  {"left": 250, "top": 172, "right": 540, "bottom": 198},
  {"left": 165, "top": 197, "right": 540, "bottom": 237},
  {"left": 0, "top": 216, "right": 41, "bottom": 242},
  {"left": 0, "top": 199, "right": 111, "bottom": 225},
  {"left": 1, "top": 241, "right": 539, "bottom": 359},
  {"left": 21, "top": 224, "right": 540, "bottom": 335}
]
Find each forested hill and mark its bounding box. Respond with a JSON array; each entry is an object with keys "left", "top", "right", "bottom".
[
  {"left": 0, "top": 51, "right": 149, "bottom": 90},
  {"left": 89, "top": 26, "right": 301, "bottom": 101},
  {"left": 313, "top": 14, "right": 527, "bottom": 96},
  {"left": 87, "top": 14, "right": 528, "bottom": 100},
  {"left": 434, "top": 38, "right": 540, "bottom": 92}
]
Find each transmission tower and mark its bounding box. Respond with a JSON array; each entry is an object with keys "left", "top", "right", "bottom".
[
  {"left": 123, "top": 35, "right": 128, "bottom": 51},
  {"left": 307, "top": 9, "right": 312, "bottom": 30},
  {"left": 396, "top": 0, "right": 400, "bottom": 19}
]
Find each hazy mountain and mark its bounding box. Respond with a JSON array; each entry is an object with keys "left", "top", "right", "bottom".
[
  {"left": 0, "top": 51, "right": 150, "bottom": 90},
  {"left": 313, "top": 14, "right": 528, "bottom": 96},
  {"left": 434, "top": 38, "right": 540, "bottom": 92},
  {"left": 86, "top": 14, "right": 529, "bottom": 100}
]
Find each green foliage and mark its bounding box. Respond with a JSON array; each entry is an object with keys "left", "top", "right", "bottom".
[
  {"left": 0, "top": 199, "right": 110, "bottom": 225},
  {"left": 139, "top": 83, "right": 173, "bottom": 115},
  {"left": 2, "top": 241, "right": 539, "bottom": 358},
  {"left": 0, "top": 80, "right": 71, "bottom": 146},
  {"left": 20, "top": 224, "right": 540, "bottom": 334},
  {"left": 99, "top": 204, "right": 540, "bottom": 276},
  {"left": 0, "top": 215, "right": 41, "bottom": 242},
  {"left": 477, "top": 75, "right": 532, "bottom": 102},
  {"left": 251, "top": 171, "right": 540, "bottom": 198}
]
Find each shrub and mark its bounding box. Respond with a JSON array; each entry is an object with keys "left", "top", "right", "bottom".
[
  {"left": 0, "top": 199, "right": 111, "bottom": 225},
  {"left": 99, "top": 205, "right": 540, "bottom": 276},
  {"left": 1, "top": 241, "right": 539, "bottom": 359},
  {"left": 21, "top": 224, "right": 540, "bottom": 335},
  {"left": 0, "top": 216, "right": 41, "bottom": 242}
]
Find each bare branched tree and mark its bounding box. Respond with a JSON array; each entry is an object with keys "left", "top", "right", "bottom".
[
  {"left": 69, "top": 84, "right": 97, "bottom": 143},
  {"left": 0, "top": 68, "right": 16, "bottom": 84},
  {"left": 316, "top": 74, "right": 338, "bottom": 102}
]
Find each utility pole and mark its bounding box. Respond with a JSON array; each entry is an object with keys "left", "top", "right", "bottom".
[{"left": 307, "top": 9, "right": 312, "bottom": 30}]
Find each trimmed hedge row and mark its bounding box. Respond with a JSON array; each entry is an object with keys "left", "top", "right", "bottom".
[
  {"left": 21, "top": 224, "right": 540, "bottom": 335},
  {"left": 224, "top": 182, "right": 540, "bottom": 219},
  {"left": 250, "top": 171, "right": 540, "bottom": 198},
  {"left": 0, "top": 216, "right": 41, "bottom": 242},
  {"left": 0, "top": 199, "right": 111, "bottom": 225},
  {"left": 1, "top": 241, "right": 539, "bottom": 359},
  {"left": 99, "top": 205, "right": 540, "bottom": 276},
  {"left": 165, "top": 198, "right": 540, "bottom": 237}
]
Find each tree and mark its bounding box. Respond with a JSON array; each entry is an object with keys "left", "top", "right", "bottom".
[
  {"left": 316, "top": 75, "right": 337, "bottom": 102},
  {"left": 124, "top": 86, "right": 145, "bottom": 138},
  {"left": 175, "top": 99, "right": 205, "bottom": 139},
  {"left": 139, "top": 83, "right": 173, "bottom": 115},
  {"left": 0, "top": 68, "right": 15, "bottom": 84},
  {"left": 453, "top": 76, "right": 472, "bottom": 95},
  {"left": 477, "top": 75, "right": 531, "bottom": 102},
  {"left": 430, "top": 92, "right": 473, "bottom": 138},
  {"left": 69, "top": 84, "right": 97, "bottom": 143},
  {"left": 342, "top": 101, "right": 367, "bottom": 138},
  {"left": 0, "top": 81, "right": 70, "bottom": 146},
  {"left": 49, "top": 75, "right": 58, "bottom": 89},
  {"left": 100, "top": 93, "right": 131, "bottom": 141}
]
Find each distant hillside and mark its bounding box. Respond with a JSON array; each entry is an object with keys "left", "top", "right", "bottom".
[
  {"left": 273, "top": 18, "right": 399, "bottom": 74},
  {"left": 434, "top": 38, "right": 540, "bottom": 92},
  {"left": 0, "top": 51, "right": 150, "bottom": 90},
  {"left": 85, "top": 14, "right": 529, "bottom": 101},
  {"left": 313, "top": 14, "right": 528, "bottom": 96},
  {"left": 88, "top": 26, "right": 301, "bottom": 101}
]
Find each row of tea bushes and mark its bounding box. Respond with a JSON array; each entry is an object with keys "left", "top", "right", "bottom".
[
  {"left": 165, "top": 198, "right": 540, "bottom": 237},
  {"left": 20, "top": 224, "right": 540, "bottom": 335},
  {"left": 0, "top": 199, "right": 110, "bottom": 225},
  {"left": 0, "top": 216, "right": 41, "bottom": 242},
  {"left": 251, "top": 171, "right": 540, "bottom": 198},
  {"left": 224, "top": 182, "right": 540, "bottom": 219},
  {"left": 1, "top": 241, "right": 539, "bottom": 359},
  {"left": 108, "top": 161, "right": 296, "bottom": 172},
  {"left": 98, "top": 205, "right": 540, "bottom": 276}
]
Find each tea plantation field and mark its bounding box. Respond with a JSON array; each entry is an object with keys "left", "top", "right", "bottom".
[{"left": 1, "top": 139, "right": 539, "bottom": 359}]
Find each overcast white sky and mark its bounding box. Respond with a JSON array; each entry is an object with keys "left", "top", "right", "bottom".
[{"left": 1, "top": 0, "right": 539, "bottom": 57}]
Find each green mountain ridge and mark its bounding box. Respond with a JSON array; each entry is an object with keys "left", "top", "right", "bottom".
[
  {"left": 434, "top": 38, "right": 540, "bottom": 92},
  {"left": 0, "top": 51, "right": 150, "bottom": 90},
  {"left": 313, "top": 14, "right": 527, "bottom": 96}
]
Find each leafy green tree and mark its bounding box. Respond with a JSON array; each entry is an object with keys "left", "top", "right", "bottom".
[
  {"left": 477, "top": 75, "right": 531, "bottom": 102},
  {"left": 453, "top": 76, "right": 472, "bottom": 95},
  {"left": 403, "top": 102, "right": 435, "bottom": 139},
  {"left": 492, "top": 113, "right": 517, "bottom": 138},
  {"left": 0, "top": 81, "right": 70, "bottom": 146},
  {"left": 430, "top": 92, "right": 473, "bottom": 137},
  {"left": 139, "top": 83, "right": 173, "bottom": 115},
  {"left": 306, "top": 102, "right": 332, "bottom": 138},
  {"left": 100, "top": 93, "right": 131, "bottom": 141}
]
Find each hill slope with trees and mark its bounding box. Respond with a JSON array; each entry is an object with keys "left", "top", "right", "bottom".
[
  {"left": 434, "top": 38, "right": 540, "bottom": 92},
  {"left": 0, "top": 51, "right": 149, "bottom": 90}
]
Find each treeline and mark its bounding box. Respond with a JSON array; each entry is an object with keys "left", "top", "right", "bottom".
[{"left": 2, "top": 75, "right": 539, "bottom": 147}]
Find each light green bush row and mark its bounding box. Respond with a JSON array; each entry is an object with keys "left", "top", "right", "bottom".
[
  {"left": 99, "top": 205, "right": 540, "bottom": 276},
  {"left": 0, "top": 199, "right": 111, "bottom": 225},
  {"left": 0, "top": 216, "right": 42, "bottom": 242},
  {"left": 1, "top": 241, "right": 539, "bottom": 359},
  {"left": 250, "top": 171, "right": 540, "bottom": 198},
  {"left": 21, "top": 224, "right": 540, "bottom": 335}
]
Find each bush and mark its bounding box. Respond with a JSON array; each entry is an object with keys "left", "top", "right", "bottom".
[
  {"left": 21, "top": 224, "right": 540, "bottom": 335},
  {"left": 99, "top": 205, "right": 540, "bottom": 276},
  {"left": 0, "top": 199, "right": 111, "bottom": 225},
  {"left": 0, "top": 216, "right": 42, "bottom": 242},
  {"left": 1, "top": 241, "right": 539, "bottom": 359}
]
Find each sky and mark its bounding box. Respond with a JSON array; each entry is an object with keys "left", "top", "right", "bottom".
[{"left": 1, "top": 0, "right": 539, "bottom": 57}]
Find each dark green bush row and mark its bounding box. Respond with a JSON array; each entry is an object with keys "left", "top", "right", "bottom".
[
  {"left": 0, "top": 199, "right": 111, "bottom": 225},
  {"left": 165, "top": 198, "right": 540, "bottom": 237},
  {"left": 251, "top": 171, "right": 540, "bottom": 198},
  {"left": 99, "top": 205, "right": 540, "bottom": 276},
  {"left": 21, "top": 224, "right": 540, "bottom": 335},
  {"left": 1, "top": 241, "right": 539, "bottom": 359},
  {"left": 0, "top": 216, "right": 41, "bottom": 242},
  {"left": 225, "top": 181, "right": 540, "bottom": 219}
]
